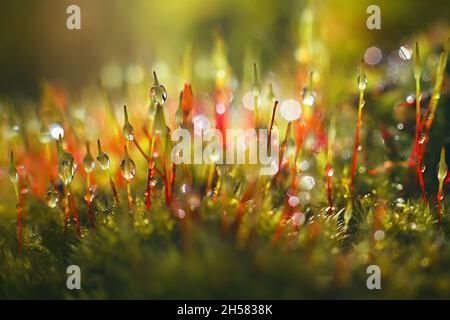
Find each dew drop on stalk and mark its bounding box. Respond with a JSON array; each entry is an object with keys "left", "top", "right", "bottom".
[
  {"left": 421, "top": 163, "right": 426, "bottom": 173},
  {"left": 120, "top": 146, "right": 136, "bottom": 181},
  {"left": 252, "top": 62, "right": 261, "bottom": 99},
  {"left": 150, "top": 71, "right": 168, "bottom": 106},
  {"left": 122, "top": 105, "right": 135, "bottom": 141},
  {"left": 326, "top": 167, "right": 334, "bottom": 177},
  {"left": 406, "top": 94, "right": 415, "bottom": 104},
  {"left": 49, "top": 123, "right": 64, "bottom": 140},
  {"left": 84, "top": 188, "right": 95, "bottom": 202},
  {"left": 96, "top": 140, "right": 110, "bottom": 170},
  {"left": 9, "top": 151, "right": 18, "bottom": 185},
  {"left": 149, "top": 177, "right": 157, "bottom": 187},
  {"left": 58, "top": 158, "right": 76, "bottom": 186},
  {"left": 83, "top": 142, "right": 95, "bottom": 173},
  {"left": 302, "top": 90, "right": 316, "bottom": 107},
  {"left": 419, "top": 132, "right": 426, "bottom": 144},
  {"left": 357, "top": 74, "right": 367, "bottom": 91},
  {"left": 46, "top": 184, "right": 59, "bottom": 208},
  {"left": 357, "top": 60, "right": 368, "bottom": 92},
  {"left": 57, "top": 139, "right": 77, "bottom": 186}
]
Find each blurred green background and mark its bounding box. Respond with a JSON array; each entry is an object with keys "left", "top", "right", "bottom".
[{"left": 0, "top": 0, "right": 449, "bottom": 97}]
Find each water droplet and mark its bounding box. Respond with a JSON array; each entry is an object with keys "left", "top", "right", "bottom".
[
  {"left": 397, "top": 123, "right": 404, "bottom": 130},
  {"left": 288, "top": 195, "right": 299, "bottom": 207},
  {"left": 406, "top": 94, "right": 415, "bottom": 104},
  {"left": 6, "top": 124, "right": 20, "bottom": 138},
  {"left": 83, "top": 143, "right": 95, "bottom": 173},
  {"left": 150, "top": 71, "right": 168, "bottom": 106},
  {"left": 123, "top": 105, "right": 135, "bottom": 141},
  {"left": 280, "top": 99, "right": 302, "bottom": 121},
  {"left": 326, "top": 167, "right": 334, "bottom": 177},
  {"left": 399, "top": 45, "right": 412, "bottom": 61},
  {"left": 181, "top": 183, "right": 189, "bottom": 194},
  {"left": 419, "top": 133, "right": 426, "bottom": 144},
  {"left": 374, "top": 230, "right": 385, "bottom": 241},
  {"left": 360, "top": 100, "right": 366, "bottom": 109},
  {"left": 123, "top": 123, "right": 135, "bottom": 141},
  {"left": 421, "top": 164, "right": 426, "bottom": 173},
  {"left": 292, "top": 212, "right": 305, "bottom": 226},
  {"left": 357, "top": 74, "right": 367, "bottom": 91},
  {"left": 84, "top": 188, "right": 95, "bottom": 202},
  {"left": 57, "top": 140, "right": 77, "bottom": 186},
  {"left": 301, "top": 86, "right": 316, "bottom": 107},
  {"left": 49, "top": 123, "right": 64, "bottom": 140},
  {"left": 120, "top": 147, "right": 136, "bottom": 181},
  {"left": 300, "top": 176, "right": 315, "bottom": 191},
  {"left": 96, "top": 140, "right": 110, "bottom": 170},
  {"left": 46, "top": 185, "right": 59, "bottom": 208},
  {"left": 299, "top": 160, "right": 310, "bottom": 171}
]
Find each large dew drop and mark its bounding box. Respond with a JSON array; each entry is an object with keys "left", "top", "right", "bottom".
[
  {"left": 120, "top": 146, "right": 136, "bottom": 181},
  {"left": 83, "top": 142, "right": 96, "bottom": 173},
  {"left": 96, "top": 140, "right": 110, "bottom": 170},
  {"left": 150, "top": 71, "right": 168, "bottom": 106},
  {"left": 57, "top": 139, "right": 77, "bottom": 186},
  {"left": 357, "top": 61, "right": 367, "bottom": 91},
  {"left": 123, "top": 105, "right": 135, "bottom": 141}
]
